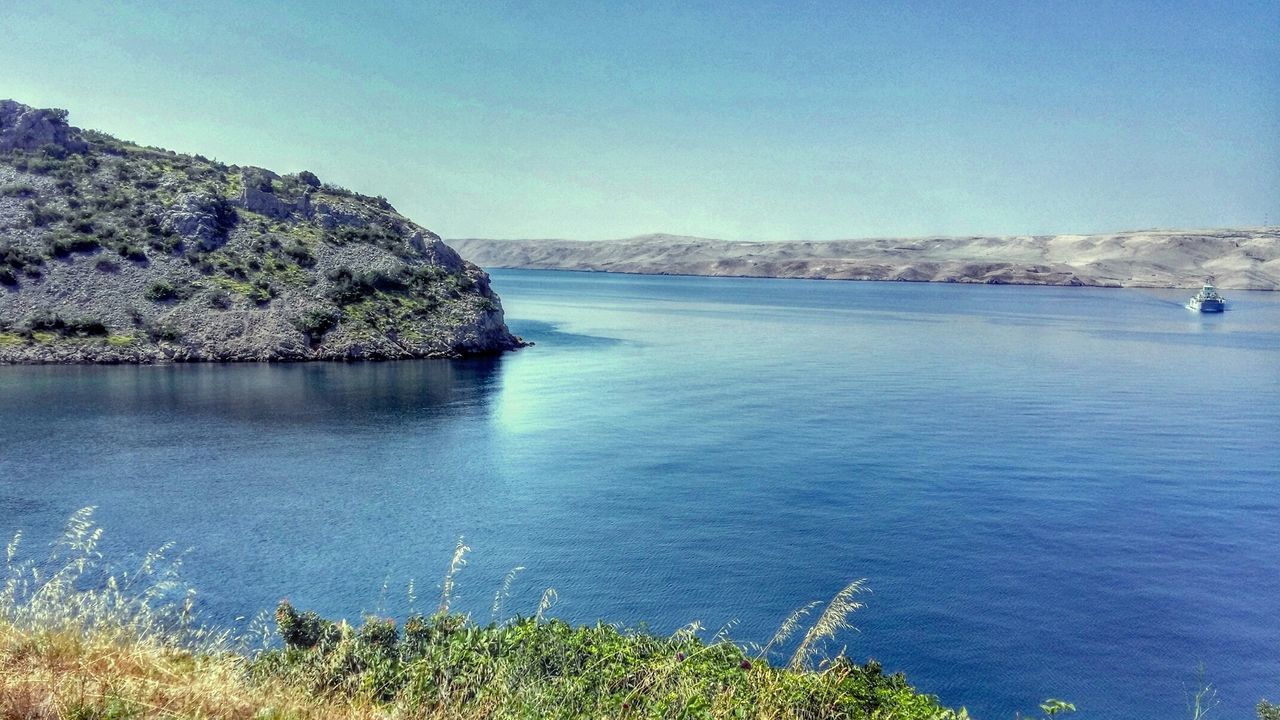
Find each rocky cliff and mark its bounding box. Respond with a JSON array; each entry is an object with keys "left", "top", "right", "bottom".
[{"left": 0, "top": 100, "right": 523, "bottom": 363}]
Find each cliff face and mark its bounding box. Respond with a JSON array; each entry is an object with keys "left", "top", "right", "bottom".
[{"left": 0, "top": 101, "right": 523, "bottom": 363}]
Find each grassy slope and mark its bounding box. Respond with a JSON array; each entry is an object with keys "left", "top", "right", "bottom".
[
  {"left": 0, "top": 617, "right": 951, "bottom": 720},
  {"left": 0, "top": 512, "right": 967, "bottom": 720}
]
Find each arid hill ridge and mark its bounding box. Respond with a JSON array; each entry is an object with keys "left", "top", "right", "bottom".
[
  {"left": 452, "top": 229, "right": 1280, "bottom": 290},
  {"left": 0, "top": 100, "right": 523, "bottom": 363}
]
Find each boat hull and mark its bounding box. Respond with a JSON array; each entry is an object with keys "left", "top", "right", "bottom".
[{"left": 1187, "top": 300, "right": 1225, "bottom": 313}]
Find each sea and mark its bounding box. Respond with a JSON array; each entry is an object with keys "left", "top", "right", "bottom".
[{"left": 2, "top": 268, "right": 1277, "bottom": 719}]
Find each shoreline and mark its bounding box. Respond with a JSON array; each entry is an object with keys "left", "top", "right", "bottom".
[
  {"left": 0, "top": 341, "right": 529, "bottom": 366},
  {"left": 451, "top": 228, "right": 1280, "bottom": 291},
  {"left": 484, "top": 264, "right": 1277, "bottom": 292}
]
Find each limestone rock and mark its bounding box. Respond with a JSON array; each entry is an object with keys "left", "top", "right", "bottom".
[
  {"left": 161, "top": 193, "right": 234, "bottom": 251},
  {"left": 0, "top": 100, "right": 88, "bottom": 154}
]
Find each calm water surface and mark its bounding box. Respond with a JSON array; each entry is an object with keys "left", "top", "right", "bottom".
[{"left": 2, "top": 269, "right": 1278, "bottom": 719}]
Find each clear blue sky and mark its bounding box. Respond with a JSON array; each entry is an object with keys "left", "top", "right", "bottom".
[{"left": 2, "top": 1, "right": 1276, "bottom": 240}]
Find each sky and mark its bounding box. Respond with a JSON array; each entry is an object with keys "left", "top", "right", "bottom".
[{"left": 1, "top": 1, "right": 1277, "bottom": 240}]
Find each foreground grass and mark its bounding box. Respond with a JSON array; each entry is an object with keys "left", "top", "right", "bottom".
[
  {"left": 0, "top": 616, "right": 953, "bottom": 719},
  {"left": 0, "top": 510, "right": 1085, "bottom": 719}
]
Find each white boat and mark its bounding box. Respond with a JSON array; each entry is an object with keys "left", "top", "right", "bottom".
[{"left": 1187, "top": 281, "right": 1226, "bottom": 313}]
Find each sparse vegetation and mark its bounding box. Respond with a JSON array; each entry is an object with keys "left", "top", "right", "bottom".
[
  {"left": 0, "top": 100, "right": 519, "bottom": 361},
  {"left": 325, "top": 264, "right": 456, "bottom": 307},
  {"left": 0, "top": 243, "right": 44, "bottom": 277},
  {"left": 44, "top": 232, "right": 100, "bottom": 258},
  {"left": 8, "top": 310, "right": 110, "bottom": 339},
  {"left": 141, "top": 318, "right": 183, "bottom": 343},
  {"left": 0, "top": 182, "right": 37, "bottom": 198},
  {"left": 282, "top": 240, "right": 316, "bottom": 267},
  {"left": 0, "top": 511, "right": 984, "bottom": 720},
  {"left": 144, "top": 279, "right": 179, "bottom": 301},
  {"left": 292, "top": 306, "right": 342, "bottom": 344}
]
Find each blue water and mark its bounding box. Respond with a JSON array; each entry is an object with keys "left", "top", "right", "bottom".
[{"left": 2, "top": 269, "right": 1278, "bottom": 719}]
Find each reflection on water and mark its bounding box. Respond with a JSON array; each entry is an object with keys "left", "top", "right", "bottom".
[
  {"left": 505, "top": 319, "right": 626, "bottom": 349},
  {"left": 1, "top": 359, "right": 505, "bottom": 429}
]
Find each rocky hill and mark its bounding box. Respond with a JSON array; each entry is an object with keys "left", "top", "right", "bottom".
[
  {"left": 0, "top": 100, "right": 523, "bottom": 363},
  {"left": 452, "top": 228, "right": 1280, "bottom": 290}
]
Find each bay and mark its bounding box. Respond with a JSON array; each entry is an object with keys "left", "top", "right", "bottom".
[{"left": 1, "top": 268, "right": 1277, "bottom": 719}]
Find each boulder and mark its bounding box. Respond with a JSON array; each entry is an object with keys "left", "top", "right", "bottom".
[
  {"left": 410, "top": 230, "right": 464, "bottom": 271},
  {"left": 161, "top": 193, "right": 234, "bottom": 251},
  {"left": 237, "top": 167, "right": 313, "bottom": 220},
  {"left": 0, "top": 100, "right": 88, "bottom": 154},
  {"left": 313, "top": 201, "right": 367, "bottom": 229}
]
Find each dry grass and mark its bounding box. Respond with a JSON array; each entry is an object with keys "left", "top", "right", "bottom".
[
  {"left": 789, "top": 580, "right": 867, "bottom": 671},
  {"left": 0, "top": 622, "right": 422, "bottom": 719},
  {"left": 0, "top": 511, "right": 967, "bottom": 720}
]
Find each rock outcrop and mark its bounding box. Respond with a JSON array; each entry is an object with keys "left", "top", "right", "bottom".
[
  {"left": 0, "top": 100, "right": 524, "bottom": 364},
  {"left": 0, "top": 100, "right": 88, "bottom": 154},
  {"left": 160, "top": 193, "right": 235, "bottom": 251}
]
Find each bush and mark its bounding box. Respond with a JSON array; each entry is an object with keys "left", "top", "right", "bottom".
[
  {"left": 1, "top": 243, "right": 44, "bottom": 273},
  {"left": 292, "top": 307, "right": 342, "bottom": 343},
  {"left": 24, "top": 310, "right": 65, "bottom": 333},
  {"left": 25, "top": 200, "right": 62, "bottom": 227},
  {"left": 283, "top": 242, "right": 316, "bottom": 267},
  {"left": 147, "top": 235, "right": 181, "bottom": 254},
  {"left": 142, "top": 319, "right": 183, "bottom": 343},
  {"left": 45, "top": 234, "right": 100, "bottom": 258},
  {"left": 25, "top": 156, "right": 62, "bottom": 175},
  {"left": 247, "top": 276, "right": 276, "bottom": 304},
  {"left": 94, "top": 257, "right": 120, "bottom": 272},
  {"left": 144, "top": 280, "right": 179, "bottom": 302},
  {"left": 0, "top": 267, "right": 15, "bottom": 286},
  {"left": 113, "top": 242, "right": 148, "bottom": 262},
  {"left": 210, "top": 195, "right": 239, "bottom": 237},
  {"left": 207, "top": 290, "right": 232, "bottom": 309},
  {"left": 0, "top": 183, "right": 37, "bottom": 198},
  {"left": 297, "top": 170, "right": 321, "bottom": 188},
  {"left": 325, "top": 265, "right": 437, "bottom": 305},
  {"left": 252, "top": 601, "right": 949, "bottom": 719},
  {"left": 63, "top": 316, "right": 108, "bottom": 337},
  {"left": 16, "top": 311, "right": 108, "bottom": 338},
  {"left": 39, "top": 142, "right": 70, "bottom": 160}
]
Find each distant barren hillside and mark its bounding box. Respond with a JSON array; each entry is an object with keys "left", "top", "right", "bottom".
[
  {"left": 452, "top": 229, "right": 1280, "bottom": 290},
  {"left": 0, "top": 100, "right": 523, "bottom": 363}
]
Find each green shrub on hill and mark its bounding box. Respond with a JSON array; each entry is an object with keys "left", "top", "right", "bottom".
[
  {"left": 0, "top": 243, "right": 45, "bottom": 284},
  {"left": 144, "top": 280, "right": 179, "bottom": 301},
  {"left": 11, "top": 310, "right": 109, "bottom": 338},
  {"left": 292, "top": 307, "right": 342, "bottom": 342},
  {"left": 254, "top": 600, "right": 948, "bottom": 719}
]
